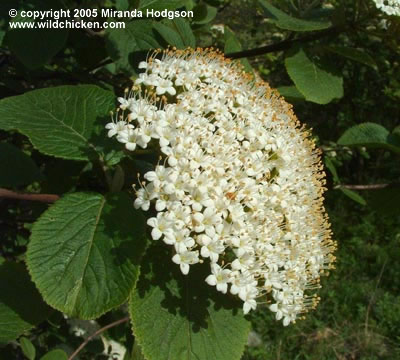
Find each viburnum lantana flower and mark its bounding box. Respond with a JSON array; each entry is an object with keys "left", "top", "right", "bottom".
[
  {"left": 105, "top": 48, "right": 336, "bottom": 326},
  {"left": 373, "top": 0, "right": 400, "bottom": 16}
]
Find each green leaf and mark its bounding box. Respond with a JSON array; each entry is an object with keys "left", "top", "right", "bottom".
[
  {"left": 153, "top": 22, "right": 186, "bottom": 49},
  {"left": 339, "top": 187, "right": 367, "bottom": 206},
  {"left": 106, "top": 20, "right": 161, "bottom": 73},
  {"left": 182, "top": 0, "right": 195, "bottom": 10},
  {"left": 115, "top": 0, "right": 130, "bottom": 11},
  {"left": 40, "top": 349, "right": 68, "bottom": 360},
  {"left": 0, "top": 262, "right": 51, "bottom": 344},
  {"left": 168, "top": 18, "right": 196, "bottom": 48},
  {"left": 0, "top": 143, "right": 43, "bottom": 187},
  {"left": 0, "top": 85, "right": 114, "bottom": 161},
  {"left": 110, "top": 165, "right": 125, "bottom": 193},
  {"left": 6, "top": 27, "right": 68, "bottom": 70},
  {"left": 5, "top": 0, "right": 68, "bottom": 69},
  {"left": 130, "top": 244, "right": 250, "bottom": 360},
  {"left": 132, "top": 341, "right": 147, "bottom": 360},
  {"left": 153, "top": 18, "right": 196, "bottom": 49},
  {"left": 258, "top": 0, "right": 331, "bottom": 31},
  {"left": 337, "top": 123, "right": 400, "bottom": 153},
  {"left": 104, "top": 150, "right": 126, "bottom": 167},
  {"left": 139, "top": 0, "right": 186, "bottom": 11},
  {"left": 276, "top": 85, "right": 305, "bottom": 102},
  {"left": 192, "top": 4, "right": 217, "bottom": 24},
  {"left": 224, "top": 27, "right": 252, "bottom": 73},
  {"left": 285, "top": 47, "right": 343, "bottom": 104},
  {"left": 20, "top": 337, "right": 36, "bottom": 360},
  {"left": 324, "top": 46, "right": 377, "bottom": 69},
  {"left": 27, "top": 192, "right": 147, "bottom": 319},
  {"left": 324, "top": 156, "right": 340, "bottom": 183}
]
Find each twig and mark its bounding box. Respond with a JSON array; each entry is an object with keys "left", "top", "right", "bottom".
[
  {"left": 225, "top": 11, "right": 376, "bottom": 60},
  {"left": 225, "top": 26, "right": 341, "bottom": 59},
  {"left": 338, "top": 184, "right": 400, "bottom": 190},
  {"left": 87, "top": 58, "right": 114, "bottom": 73},
  {"left": 68, "top": 317, "right": 130, "bottom": 360},
  {"left": 0, "top": 188, "right": 59, "bottom": 203}
]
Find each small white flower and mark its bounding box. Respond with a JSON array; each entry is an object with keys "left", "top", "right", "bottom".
[
  {"left": 105, "top": 121, "right": 131, "bottom": 138},
  {"left": 172, "top": 250, "right": 199, "bottom": 274},
  {"left": 239, "top": 286, "right": 258, "bottom": 314},
  {"left": 116, "top": 128, "right": 138, "bottom": 151},
  {"left": 147, "top": 214, "right": 173, "bottom": 240},
  {"left": 164, "top": 230, "right": 194, "bottom": 253},
  {"left": 200, "top": 236, "right": 225, "bottom": 263},
  {"left": 138, "top": 61, "right": 148, "bottom": 69},
  {"left": 130, "top": 100, "right": 155, "bottom": 124},
  {"left": 156, "top": 79, "right": 176, "bottom": 96},
  {"left": 117, "top": 97, "right": 131, "bottom": 110},
  {"left": 101, "top": 337, "right": 126, "bottom": 360},
  {"left": 134, "top": 188, "right": 151, "bottom": 211},
  {"left": 205, "top": 263, "right": 231, "bottom": 294}
]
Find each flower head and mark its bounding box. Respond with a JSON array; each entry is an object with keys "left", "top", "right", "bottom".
[{"left": 106, "top": 48, "right": 336, "bottom": 325}]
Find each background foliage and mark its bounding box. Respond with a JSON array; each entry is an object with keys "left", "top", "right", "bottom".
[{"left": 0, "top": 0, "right": 399, "bottom": 359}]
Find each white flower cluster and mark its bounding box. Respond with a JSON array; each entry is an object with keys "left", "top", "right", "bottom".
[
  {"left": 105, "top": 48, "right": 336, "bottom": 326},
  {"left": 373, "top": 0, "right": 400, "bottom": 16}
]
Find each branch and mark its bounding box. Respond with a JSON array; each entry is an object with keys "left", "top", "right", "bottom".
[
  {"left": 68, "top": 317, "right": 130, "bottom": 360},
  {"left": 87, "top": 58, "right": 114, "bottom": 73},
  {"left": 0, "top": 188, "right": 59, "bottom": 203},
  {"left": 225, "top": 26, "right": 341, "bottom": 59},
  {"left": 338, "top": 183, "right": 400, "bottom": 190}
]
